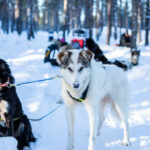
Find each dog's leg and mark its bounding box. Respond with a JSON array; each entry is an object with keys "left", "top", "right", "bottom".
[
  {"left": 97, "top": 107, "right": 105, "bottom": 136},
  {"left": 66, "top": 104, "right": 75, "bottom": 150},
  {"left": 113, "top": 104, "right": 130, "bottom": 146},
  {"left": 4, "top": 114, "right": 14, "bottom": 136},
  {"left": 122, "top": 119, "right": 130, "bottom": 146},
  {"left": 85, "top": 103, "right": 99, "bottom": 150},
  {"left": 8, "top": 120, "right": 14, "bottom": 136}
]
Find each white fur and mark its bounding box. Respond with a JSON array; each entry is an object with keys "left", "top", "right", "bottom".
[
  {"left": 0, "top": 100, "right": 9, "bottom": 123},
  {"left": 58, "top": 50, "right": 130, "bottom": 150}
]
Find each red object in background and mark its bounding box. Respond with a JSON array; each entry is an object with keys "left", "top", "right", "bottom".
[{"left": 71, "top": 39, "right": 84, "bottom": 48}]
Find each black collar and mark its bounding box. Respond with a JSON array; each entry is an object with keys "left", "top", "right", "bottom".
[{"left": 67, "top": 85, "right": 89, "bottom": 102}]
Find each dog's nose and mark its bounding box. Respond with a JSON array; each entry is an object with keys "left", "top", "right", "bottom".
[{"left": 73, "top": 81, "right": 80, "bottom": 88}]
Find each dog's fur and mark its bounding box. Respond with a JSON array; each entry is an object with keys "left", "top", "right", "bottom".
[
  {"left": 131, "top": 50, "right": 140, "bottom": 66},
  {"left": 86, "top": 38, "right": 129, "bottom": 71},
  {"left": 0, "top": 59, "right": 36, "bottom": 150},
  {"left": 57, "top": 50, "right": 130, "bottom": 150}
]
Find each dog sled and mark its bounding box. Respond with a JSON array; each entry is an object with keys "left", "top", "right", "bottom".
[
  {"left": 71, "top": 29, "right": 86, "bottom": 49},
  {"left": 44, "top": 44, "right": 59, "bottom": 66}
]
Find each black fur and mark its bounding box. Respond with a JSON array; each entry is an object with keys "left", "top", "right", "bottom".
[
  {"left": 0, "top": 59, "right": 36, "bottom": 150},
  {"left": 86, "top": 38, "right": 128, "bottom": 71},
  {"left": 86, "top": 38, "right": 110, "bottom": 64}
]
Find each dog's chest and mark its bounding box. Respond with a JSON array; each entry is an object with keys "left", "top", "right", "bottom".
[{"left": 0, "top": 99, "right": 9, "bottom": 123}]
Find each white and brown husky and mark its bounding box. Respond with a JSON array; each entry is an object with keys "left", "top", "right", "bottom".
[{"left": 57, "top": 49, "right": 130, "bottom": 150}]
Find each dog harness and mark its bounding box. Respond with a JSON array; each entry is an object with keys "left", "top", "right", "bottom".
[
  {"left": 67, "top": 85, "right": 89, "bottom": 102},
  {"left": 0, "top": 115, "right": 21, "bottom": 122}
]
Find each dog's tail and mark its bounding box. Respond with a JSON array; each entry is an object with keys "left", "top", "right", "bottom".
[
  {"left": 86, "top": 38, "right": 110, "bottom": 64},
  {"left": 112, "top": 60, "right": 128, "bottom": 71},
  {"left": 86, "top": 38, "right": 129, "bottom": 71}
]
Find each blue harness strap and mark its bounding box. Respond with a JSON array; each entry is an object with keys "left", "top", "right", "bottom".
[{"left": 9, "top": 75, "right": 62, "bottom": 87}]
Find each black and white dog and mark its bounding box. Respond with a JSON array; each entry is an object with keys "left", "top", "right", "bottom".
[{"left": 0, "top": 59, "right": 36, "bottom": 150}]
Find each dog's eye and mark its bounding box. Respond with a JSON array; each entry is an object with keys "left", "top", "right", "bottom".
[
  {"left": 78, "top": 67, "right": 83, "bottom": 72},
  {"left": 68, "top": 67, "right": 73, "bottom": 72}
]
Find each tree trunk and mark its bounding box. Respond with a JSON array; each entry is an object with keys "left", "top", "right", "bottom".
[
  {"left": 9, "top": 0, "right": 15, "bottom": 32},
  {"left": 84, "top": 0, "right": 93, "bottom": 38},
  {"left": 125, "top": 0, "right": 129, "bottom": 33},
  {"left": 137, "top": 0, "right": 142, "bottom": 43},
  {"left": 106, "top": 0, "right": 112, "bottom": 45},
  {"left": 27, "top": 0, "right": 35, "bottom": 40},
  {"left": 113, "top": 0, "right": 118, "bottom": 40},
  {"left": 96, "top": 0, "right": 100, "bottom": 41},
  {"left": 1, "top": 0, "right": 9, "bottom": 33},
  {"left": 145, "top": 0, "right": 150, "bottom": 45},
  {"left": 99, "top": 0, "right": 104, "bottom": 35},
  {"left": 53, "top": 4, "right": 59, "bottom": 32},
  {"left": 119, "top": 0, "right": 122, "bottom": 37},
  {"left": 131, "top": 0, "right": 138, "bottom": 50},
  {"left": 63, "top": 0, "right": 68, "bottom": 40}
]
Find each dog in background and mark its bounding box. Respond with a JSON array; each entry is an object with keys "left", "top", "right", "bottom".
[
  {"left": 86, "top": 38, "right": 131, "bottom": 71},
  {"left": 131, "top": 50, "right": 140, "bottom": 66},
  {"left": 0, "top": 59, "right": 36, "bottom": 150},
  {"left": 57, "top": 49, "right": 130, "bottom": 150}
]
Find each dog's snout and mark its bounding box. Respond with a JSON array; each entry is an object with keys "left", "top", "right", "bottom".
[{"left": 73, "top": 81, "right": 80, "bottom": 89}]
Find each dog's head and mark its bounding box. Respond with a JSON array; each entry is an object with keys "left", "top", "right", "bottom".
[
  {"left": 131, "top": 50, "right": 140, "bottom": 66},
  {"left": 57, "top": 50, "right": 93, "bottom": 90},
  {"left": 0, "top": 59, "right": 14, "bottom": 86}
]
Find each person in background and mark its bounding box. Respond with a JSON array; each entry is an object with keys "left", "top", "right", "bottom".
[{"left": 119, "top": 33, "right": 132, "bottom": 47}]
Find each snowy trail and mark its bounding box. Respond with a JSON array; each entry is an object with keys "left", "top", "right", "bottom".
[{"left": 0, "top": 31, "right": 150, "bottom": 150}]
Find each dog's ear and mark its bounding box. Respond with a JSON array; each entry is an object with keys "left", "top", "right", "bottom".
[
  {"left": 78, "top": 50, "right": 93, "bottom": 67},
  {"left": 9, "top": 76, "right": 15, "bottom": 84},
  {"left": 57, "top": 51, "right": 72, "bottom": 66},
  {"left": 80, "top": 50, "right": 93, "bottom": 62}
]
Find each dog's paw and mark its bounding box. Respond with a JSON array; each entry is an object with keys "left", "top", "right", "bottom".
[
  {"left": 57, "top": 99, "right": 63, "bottom": 104},
  {"left": 122, "top": 140, "right": 131, "bottom": 146},
  {"left": 23, "top": 146, "right": 30, "bottom": 150},
  {"left": 97, "top": 131, "right": 101, "bottom": 136},
  {"left": 66, "top": 146, "right": 74, "bottom": 150},
  {"left": 66, "top": 145, "right": 74, "bottom": 150}
]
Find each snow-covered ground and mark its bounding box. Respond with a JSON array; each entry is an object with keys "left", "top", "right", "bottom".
[{"left": 0, "top": 31, "right": 150, "bottom": 150}]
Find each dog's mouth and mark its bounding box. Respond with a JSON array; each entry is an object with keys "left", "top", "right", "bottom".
[{"left": 0, "top": 77, "right": 9, "bottom": 88}]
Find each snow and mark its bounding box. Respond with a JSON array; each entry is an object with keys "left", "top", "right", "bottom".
[{"left": 0, "top": 31, "right": 150, "bottom": 150}]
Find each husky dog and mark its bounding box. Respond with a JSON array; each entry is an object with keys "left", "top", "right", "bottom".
[
  {"left": 57, "top": 49, "right": 130, "bottom": 150},
  {"left": 0, "top": 59, "right": 36, "bottom": 150}
]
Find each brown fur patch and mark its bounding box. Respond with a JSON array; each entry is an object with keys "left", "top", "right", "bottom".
[
  {"left": 78, "top": 50, "right": 93, "bottom": 67},
  {"left": 60, "top": 45, "right": 73, "bottom": 51},
  {"left": 57, "top": 51, "right": 72, "bottom": 68}
]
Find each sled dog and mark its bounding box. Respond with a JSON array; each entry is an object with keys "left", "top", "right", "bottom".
[
  {"left": 57, "top": 49, "right": 130, "bottom": 150},
  {"left": 0, "top": 59, "right": 36, "bottom": 150}
]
